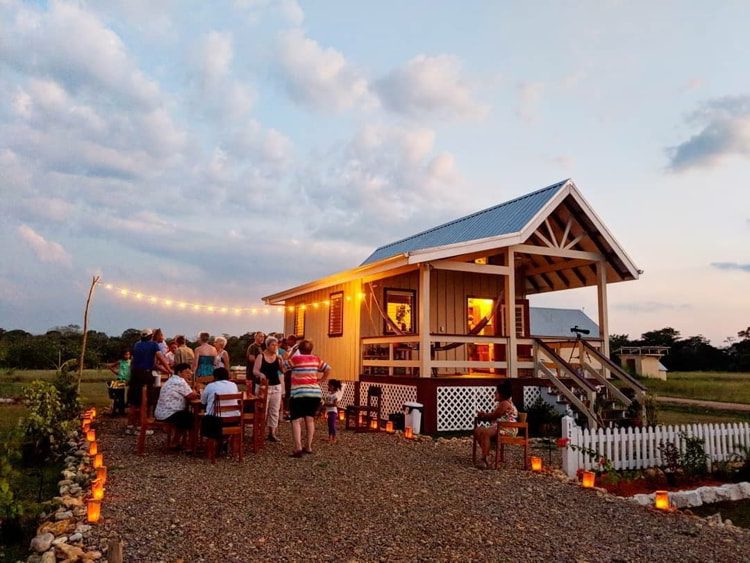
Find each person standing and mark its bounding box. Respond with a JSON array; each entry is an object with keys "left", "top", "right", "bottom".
[
  {"left": 192, "top": 332, "right": 217, "bottom": 381},
  {"left": 253, "top": 336, "right": 284, "bottom": 442},
  {"left": 246, "top": 331, "right": 265, "bottom": 389},
  {"left": 284, "top": 339, "right": 331, "bottom": 457},
  {"left": 128, "top": 329, "right": 171, "bottom": 434},
  {"left": 173, "top": 335, "right": 195, "bottom": 366},
  {"left": 214, "top": 336, "right": 230, "bottom": 370},
  {"left": 165, "top": 340, "right": 177, "bottom": 368}
]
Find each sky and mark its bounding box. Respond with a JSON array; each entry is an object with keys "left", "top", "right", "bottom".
[{"left": 0, "top": 0, "right": 748, "bottom": 345}]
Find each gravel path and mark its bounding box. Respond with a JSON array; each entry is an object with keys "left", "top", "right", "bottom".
[{"left": 90, "top": 418, "right": 750, "bottom": 562}]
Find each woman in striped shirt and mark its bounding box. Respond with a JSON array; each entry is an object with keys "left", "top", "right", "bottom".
[{"left": 284, "top": 339, "right": 331, "bottom": 457}]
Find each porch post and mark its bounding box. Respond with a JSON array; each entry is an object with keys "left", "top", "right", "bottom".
[
  {"left": 504, "top": 249, "right": 517, "bottom": 377},
  {"left": 419, "top": 263, "right": 432, "bottom": 378},
  {"left": 596, "top": 260, "right": 610, "bottom": 360}
]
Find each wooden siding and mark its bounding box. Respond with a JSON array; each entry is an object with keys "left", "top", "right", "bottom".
[{"left": 282, "top": 280, "right": 362, "bottom": 381}]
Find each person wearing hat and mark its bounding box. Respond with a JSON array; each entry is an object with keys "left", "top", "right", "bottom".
[{"left": 127, "top": 328, "right": 171, "bottom": 434}]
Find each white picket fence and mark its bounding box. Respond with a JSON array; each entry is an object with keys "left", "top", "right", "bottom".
[{"left": 561, "top": 416, "right": 750, "bottom": 478}]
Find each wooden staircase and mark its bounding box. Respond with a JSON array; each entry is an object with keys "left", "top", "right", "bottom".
[{"left": 533, "top": 338, "right": 647, "bottom": 429}]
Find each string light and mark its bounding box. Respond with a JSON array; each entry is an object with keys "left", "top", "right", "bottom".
[{"left": 99, "top": 279, "right": 356, "bottom": 316}]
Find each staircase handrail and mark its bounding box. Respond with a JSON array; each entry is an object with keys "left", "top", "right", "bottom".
[
  {"left": 581, "top": 340, "right": 647, "bottom": 394},
  {"left": 535, "top": 339, "right": 597, "bottom": 392},
  {"left": 536, "top": 361, "right": 598, "bottom": 428}
]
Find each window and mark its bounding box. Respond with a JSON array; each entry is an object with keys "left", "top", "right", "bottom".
[
  {"left": 293, "top": 306, "right": 306, "bottom": 337},
  {"left": 384, "top": 289, "right": 416, "bottom": 334},
  {"left": 328, "top": 292, "right": 344, "bottom": 337}
]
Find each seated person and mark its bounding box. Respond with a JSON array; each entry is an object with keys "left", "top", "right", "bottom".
[
  {"left": 154, "top": 363, "right": 198, "bottom": 448},
  {"left": 200, "top": 367, "right": 240, "bottom": 441},
  {"left": 473, "top": 381, "right": 518, "bottom": 469}
]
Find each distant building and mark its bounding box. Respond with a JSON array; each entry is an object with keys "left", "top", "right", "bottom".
[{"left": 616, "top": 346, "right": 669, "bottom": 381}]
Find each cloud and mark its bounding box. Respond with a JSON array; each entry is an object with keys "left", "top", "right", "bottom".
[
  {"left": 17, "top": 224, "right": 72, "bottom": 267},
  {"left": 667, "top": 95, "right": 750, "bottom": 171},
  {"left": 276, "top": 29, "right": 375, "bottom": 112},
  {"left": 300, "top": 123, "right": 466, "bottom": 245},
  {"left": 517, "top": 82, "right": 544, "bottom": 123},
  {"left": 0, "top": 1, "right": 161, "bottom": 108},
  {"left": 375, "top": 55, "right": 487, "bottom": 119},
  {"left": 711, "top": 262, "right": 750, "bottom": 273}
]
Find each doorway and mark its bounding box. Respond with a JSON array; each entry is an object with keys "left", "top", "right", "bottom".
[{"left": 467, "top": 297, "right": 495, "bottom": 371}]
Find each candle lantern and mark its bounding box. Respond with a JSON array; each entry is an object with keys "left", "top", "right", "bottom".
[
  {"left": 530, "top": 456, "right": 543, "bottom": 472},
  {"left": 369, "top": 418, "right": 379, "bottom": 431},
  {"left": 96, "top": 466, "right": 107, "bottom": 484},
  {"left": 654, "top": 490, "right": 671, "bottom": 511},
  {"left": 86, "top": 430, "right": 96, "bottom": 442},
  {"left": 88, "top": 441, "right": 98, "bottom": 456},
  {"left": 581, "top": 470, "right": 595, "bottom": 488},
  {"left": 358, "top": 413, "right": 365, "bottom": 426},
  {"left": 93, "top": 454, "right": 103, "bottom": 469},
  {"left": 404, "top": 426, "right": 414, "bottom": 439},
  {"left": 92, "top": 479, "right": 104, "bottom": 501},
  {"left": 87, "top": 500, "right": 101, "bottom": 523},
  {"left": 385, "top": 421, "right": 394, "bottom": 433},
  {"left": 338, "top": 410, "right": 345, "bottom": 423}
]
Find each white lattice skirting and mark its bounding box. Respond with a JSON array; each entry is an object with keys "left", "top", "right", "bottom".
[
  {"left": 437, "top": 386, "right": 496, "bottom": 432},
  {"left": 360, "top": 382, "right": 417, "bottom": 419}
]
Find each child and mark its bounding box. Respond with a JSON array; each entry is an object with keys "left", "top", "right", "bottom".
[
  {"left": 324, "top": 379, "right": 343, "bottom": 443},
  {"left": 106, "top": 350, "right": 131, "bottom": 416}
]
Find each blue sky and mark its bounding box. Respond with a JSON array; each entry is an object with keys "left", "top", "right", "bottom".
[{"left": 0, "top": 0, "right": 748, "bottom": 344}]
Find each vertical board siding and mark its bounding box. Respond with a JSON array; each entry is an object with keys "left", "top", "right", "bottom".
[{"left": 561, "top": 417, "right": 750, "bottom": 477}]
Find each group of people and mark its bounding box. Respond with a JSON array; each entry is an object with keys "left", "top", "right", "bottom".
[{"left": 107, "top": 328, "right": 343, "bottom": 457}]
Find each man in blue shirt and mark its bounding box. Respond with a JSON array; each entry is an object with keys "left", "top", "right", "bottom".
[{"left": 127, "top": 328, "right": 171, "bottom": 432}]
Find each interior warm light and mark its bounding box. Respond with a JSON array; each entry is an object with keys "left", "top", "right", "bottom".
[
  {"left": 531, "top": 456, "right": 542, "bottom": 472},
  {"left": 87, "top": 500, "right": 101, "bottom": 523},
  {"left": 654, "top": 491, "right": 671, "bottom": 511}
]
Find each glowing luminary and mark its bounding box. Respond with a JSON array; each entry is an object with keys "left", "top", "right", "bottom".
[
  {"left": 404, "top": 426, "right": 414, "bottom": 439},
  {"left": 87, "top": 500, "right": 101, "bottom": 523},
  {"left": 654, "top": 490, "right": 671, "bottom": 511},
  {"left": 88, "top": 441, "right": 97, "bottom": 456},
  {"left": 86, "top": 430, "right": 96, "bottom": 442},
  {"left": 93, "top": 454, "right": 103, "bottom": 469},
  {"left": 530, "top": 456, "right": 543, "bottom": 472},
  {"left": 96, "top": 466, "right": 107, "bottom": 484},
  {"left": 338, "top": 410, "right": 345, "bottom": 423},
  {"left": 386, "top": 421, "right": 394, "bottom": 433},
  {"left": 581, "top": 471, "right": 595, "bottom": 488},
  {"left": 92, "top": 479, "right": 104, "bottom": 501}
]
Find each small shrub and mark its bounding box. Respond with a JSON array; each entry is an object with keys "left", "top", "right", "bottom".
[
  {"left": 658, "top": 439, "right": 680, "bottom": 475},
  {"left": 644, "top": 393, "right": 659, "bottom": 426},
  {"left": 681, "top": 433, "right": 708, "bottom": 479},
  {"left": 18, "top": 381, "right": 71, "bottom": 464}
]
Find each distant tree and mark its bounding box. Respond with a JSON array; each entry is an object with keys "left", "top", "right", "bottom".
[
  {"left": 640, "top": 327, "right": 681, "bottom": 347},
  {"left": 738, "top": 326, "right": 750, "bottom": 341},
  {"left": 609, "top": 334, "right": 631, "bottom": 353}
]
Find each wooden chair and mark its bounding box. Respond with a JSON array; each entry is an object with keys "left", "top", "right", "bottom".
[
  {"left": 136, "top": 386, "right": 176, "bottom": 456},
  {"left": 472, "top": 418, "right": 530, "bottom": 470},
  {"left": 242, "top": 382, "right": 268, "bottom": 453},
  {"left": 345, "top": 386, "right": 382, "bottom": 432},
  {"left": 205, "top": 393, "right": 244, "bottom": 464}
]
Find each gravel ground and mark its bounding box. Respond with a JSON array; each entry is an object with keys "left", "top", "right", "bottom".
[{"left": 89, "top": 417, "right": 750, "bottom": 562}]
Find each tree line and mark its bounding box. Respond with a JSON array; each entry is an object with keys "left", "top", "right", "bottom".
[
  {"left": 609, "top": 326, "right": 750, "bottom": 372},
  {"left": 0, "top": 325, "right": 257, "bottom": 371}
]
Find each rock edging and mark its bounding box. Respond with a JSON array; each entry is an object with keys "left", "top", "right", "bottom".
[{"left": 631, "top": 482, "right": 750, "bottom": 509}]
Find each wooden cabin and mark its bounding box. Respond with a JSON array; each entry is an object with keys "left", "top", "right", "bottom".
[{"left": 264, "top": 179, "right": 646, "bottom": 432}]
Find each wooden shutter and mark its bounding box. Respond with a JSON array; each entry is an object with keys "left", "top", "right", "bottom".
[
  {"left": 294, "top": 307, "right": 306, "bottom": 337},
  {"left": 328, "top": 292, "right": 344, "bottom": 337}
]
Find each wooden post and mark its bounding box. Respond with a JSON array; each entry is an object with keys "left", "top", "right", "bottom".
[
  {"left": 108, "top": 538, "right": 124, "bottom": 563},
  {"left": 504, "top": 250, "right": 517, "bottom": 377},
  {"left": 418, "top": 264, "right": 431, "bottom": 378},
  {"left": 77, "top": 275, "right": 100, "bottom": 394},
  {"left": 596, "top": 261, "right": 610, "bottom": 371}
]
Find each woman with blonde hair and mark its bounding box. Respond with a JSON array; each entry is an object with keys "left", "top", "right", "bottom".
[{"left": 214, "top": 336, "right": 230, "bottom": 370}]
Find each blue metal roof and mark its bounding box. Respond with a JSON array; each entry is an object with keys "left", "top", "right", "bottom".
[
  {"left": 529, "top": 307, "right": 600, "bottom": 338},
  {"left": 361, "top": 179, "right": 568, "bottom": 265}
]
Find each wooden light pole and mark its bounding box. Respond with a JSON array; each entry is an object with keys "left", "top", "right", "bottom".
[{"left": 78, "top": 275, "right": 100, "bottom": 393}]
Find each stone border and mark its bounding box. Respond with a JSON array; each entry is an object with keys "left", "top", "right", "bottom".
[
  {"left": 631, "top": 482, "right": 750, "bottom": 509},
  {"left": 27, "top": 424, "right": 103, "bottom": 562}
]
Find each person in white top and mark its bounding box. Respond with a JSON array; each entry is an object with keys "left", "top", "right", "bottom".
[
  {"left": 200, "top": 367, "right": 240, "bottom": 441},
  {"left": 213, "top": 336, "right": 230, "bottom": 369},
  {"left": 154, "top": 363, "right": 198, "bottom": 448},
  {"left": 324, "top": 379, "right": 344, "bottom": 443}
]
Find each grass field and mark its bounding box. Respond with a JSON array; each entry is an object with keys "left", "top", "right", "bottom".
[
  {"left": 657, "top": 404, "right": 750, "bottom": 426},
  {"left": 640, "top": 371, "right": 750, "bottom": 405}
]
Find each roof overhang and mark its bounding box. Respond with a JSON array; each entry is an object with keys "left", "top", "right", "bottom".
[{"left": 262, "top": 254, "right": 412, "bottom": 304}]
